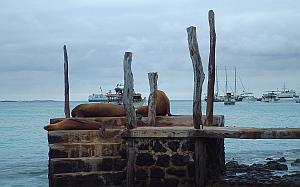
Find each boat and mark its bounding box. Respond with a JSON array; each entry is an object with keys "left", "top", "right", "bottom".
[
  {"left": 261, "top": 91, "right": 279, "bottom": 102},
  {"left": 276, "top": 83, "right": 299, "bottom": 102},
  {"left": 224, "top": 92, "right": 235, "bottom": 105},
  {"left": 261, "top": 83, "right": 299, "bottom": 103},
  {"left": 88, "top": 87, "right": 108, "bottom": 102},
  {"left": 88, "top": 84, "right": 146, "bottom": 109},
  {"left": 236, "top": 91, "right": 257, "bottom": 102},
  {"left": 205, "top": 66, "right": 224, "bottom": 102},
  {"left": 224, "top": 66, "right": 235, "bottom": 105}
]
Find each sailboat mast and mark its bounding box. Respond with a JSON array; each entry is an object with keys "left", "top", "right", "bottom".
[
  {"left": 225, "top": 66, "right": 228, "bottom": 93},
  {"left": 235, "top": 66, "right": 237, "bottom": 97}
]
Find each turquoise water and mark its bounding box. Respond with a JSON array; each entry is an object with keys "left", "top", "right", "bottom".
[{"left": 0, "top": 101, "right": 299, "bottom": 186}]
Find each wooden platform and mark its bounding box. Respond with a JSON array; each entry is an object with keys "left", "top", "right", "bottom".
[{"left": 122, "top": 126, "right": 300, "bottom": 139}]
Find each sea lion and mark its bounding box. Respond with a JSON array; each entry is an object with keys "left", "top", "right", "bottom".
[
  {"left": 71, "top": 103, "right": 126, "bottom": 117},
  {"left": 136, "top": 90, "right": 171, "bottom": 116},
  {"left": 44, "top": 117, "right": 127, "bottom": 131}
]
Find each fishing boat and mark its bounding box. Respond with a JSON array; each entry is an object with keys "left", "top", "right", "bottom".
[{"left": 88, "top": 84, "right": 146, "bottom": 109}]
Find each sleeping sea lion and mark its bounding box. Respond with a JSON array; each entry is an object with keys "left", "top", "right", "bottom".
[
  {"left": 71, "top": 103, "right": 126, "bottom": 117},
  {"left": 44, "top": 118, "right": 126, "bottom": 131},
  {"left": 136, "top": 90, "right": 171, "bottom": 116}
]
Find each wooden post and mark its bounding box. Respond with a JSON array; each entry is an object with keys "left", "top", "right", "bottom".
[
  {"left": 187, "top": 26, "right": 206, "bottom": 187},
  {"left": 187, "top": 26, "right": 205, "bottom": 129},
  {"left": 148, "top": 72, "right": 158, "bottom": 126},
  {"left": 123, "top": 51, "right": 137, "bottom": 129},
  {"left": 206, "top": 10, "right": 216, "bottom": 126},
  {"left": 63, "top": 45, "right": 70, "bottom": 118},
  {"left": 123, "top": 52, "right": 136, "bottom": 187},
  {"left": 195, "top": 140, "right": 206, "bottom": 187}
]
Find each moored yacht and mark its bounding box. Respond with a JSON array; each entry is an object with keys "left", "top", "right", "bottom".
[
  {"left": 236, "top": 91, "right": 257, "bottom": 102},
  {"left": 88, "top": 84, "right": 146, "bottom": 109}
]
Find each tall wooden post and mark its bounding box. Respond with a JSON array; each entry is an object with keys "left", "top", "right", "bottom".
[
  {"left": 123, "top": 51, "right": 136, "bottom": 129},
  {"left": 63, "top": 45, "right": 70, "bottom": 118},
  {"left": 187, "top": 26, "right": 205, "bottom": 129},
  {"left": 206, "top": 10, "right": 216, "bottom": 126},
  {"left": 123, "top": 51, "right": 136, "bottom": 187},
  {"left": 148, "top": 72, "right": 158, "bottom": 126},
  {"left": 187, "top": 26, "right": 206, "bottom": 187}
]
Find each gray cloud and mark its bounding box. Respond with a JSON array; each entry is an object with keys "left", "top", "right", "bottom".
[{"left": 0, "top": 0, "right": 299, "bottom": 100}]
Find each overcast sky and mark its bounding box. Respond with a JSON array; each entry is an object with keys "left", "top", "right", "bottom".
[{"left": 0, "top": 0, "right": 299, "bottom": 100}]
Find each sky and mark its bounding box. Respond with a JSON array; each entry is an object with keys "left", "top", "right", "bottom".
[{"left": 0, "top": 0, "right": 299, "bottom": 100}]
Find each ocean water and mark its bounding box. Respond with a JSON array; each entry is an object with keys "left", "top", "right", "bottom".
[{"left": 0, "top": 101, "right": 299, "bottom": 186}]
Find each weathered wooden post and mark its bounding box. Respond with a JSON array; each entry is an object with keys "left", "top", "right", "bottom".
[
  {"left": 206, "top": 10, "right": 216, "bottom": 126},
  {"left": 148, "top": 72, "right": 158, "bottom": 126},
  {"left": 187, "top": 26, "right": 205, "bottom": 129},
  {"left": 63, "top": 45, "right": 70, "bottom": 118},
  {"left": 187, "top": 26, "right": 206, "bottom": 187},
  {"left": 123, "top": 51, "right": 136, "bottom": 187}
]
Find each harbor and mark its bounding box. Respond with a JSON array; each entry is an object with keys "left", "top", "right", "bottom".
[
  {"left": 1, "top": 1, "right": 300, "bottom": 187},
  {"left": 42, "top": 10, "right": 300, "bottom": 187}
]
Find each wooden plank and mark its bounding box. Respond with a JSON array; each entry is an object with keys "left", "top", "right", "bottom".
[
  {"left": 63, "top": 45, "right": 70, "bottom": 118},
  {"left": 206, "top": 10, "right": 216, "bottom": 126},
  {"left": 123, "top": 51, "right": 136, "bottom": 129},
  {"left": 187, "top": 26, "right": 205, "bottom": 129},
  {"left": 148, "top": 72, "right": 158, "bottom": 126},
  {"left": 123, "top": 126, "right": 300, "bottom": 139}
]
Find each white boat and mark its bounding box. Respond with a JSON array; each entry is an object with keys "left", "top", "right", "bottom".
[
  {"left": 261, "top": 83, "right": 300, "bottom": 103},
  {"left": 88, "top": 87, "right": 108, "bottom": 102},
  {"left": 88, "top": 84, "right": 146, "bottom": 109},
  {"left": 236, "top": 92, "right": 257, "bottom": 102},
  {"left": 276, "top": 89, "right": 299, "bottom": 102},
  {"left": 261, "top": 91, "right": 279, "bottom": 102}
]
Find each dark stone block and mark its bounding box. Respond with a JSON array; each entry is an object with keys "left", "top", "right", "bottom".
[
  {"left": 150, "top": 167, "right": 165, "bottom": 178},
  {"left": 168, "top": 141, "right": 180, "bottom": 152},
  {"left": 136, "top": 153, "right": 155, "bottom": 166},
  {"left": 153, "top": 140, "right": 167, "bottom": 153},
  {"left": 101, "top": 158, "right": 113, "bottom": 171},
  {"left": 138, "top": 142, "right": 150, "bottom": 150},
  {"left": 187, "top": 161, "right": 195, "bottom": 177},
  {"left": 156, "top": 154, "right": 170, "bottom": 167},
  {"left": 181, "top": 141, "right": 194, "bottom": 152},
  {"left": 49, "top": 149, "right": 68, "bottom": 158},
  {"left": 149, "top": 179, "right": 164, "bottom": 187},
  {"left": 136, "top": 168, "right": 148, "bottom": 180},
  {"left": 52, "top": 161, "right": 72, "bottom": 174},
  {"left": 115, "top": 159, "right": 127, "bottom": 170},
  {"left": 164, "top": 178, "right": 179, "bottom": 187},
  {"left": 166, "top": 167, "right": 186, "bottom": 177},
  {"left": 171, "top": 154, "right": 190, "bottom": 166}
]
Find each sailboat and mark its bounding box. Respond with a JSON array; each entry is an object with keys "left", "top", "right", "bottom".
[
  {"left": 204, "top": 66, "right": 224, "bottom": 102},
  {"left": 224, "top": 66, "right": 235, "bottom": 105}
]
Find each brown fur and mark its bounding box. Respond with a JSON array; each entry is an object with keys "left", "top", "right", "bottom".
[
  {"left": 71, "top": 103, "right": 126, "bottom": 117},
  {"left": 136, "top": 90, "right": 171, "bottom": 116},
  {"left": 43, "top": 118, "right": 126, "bottom": 131}
]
